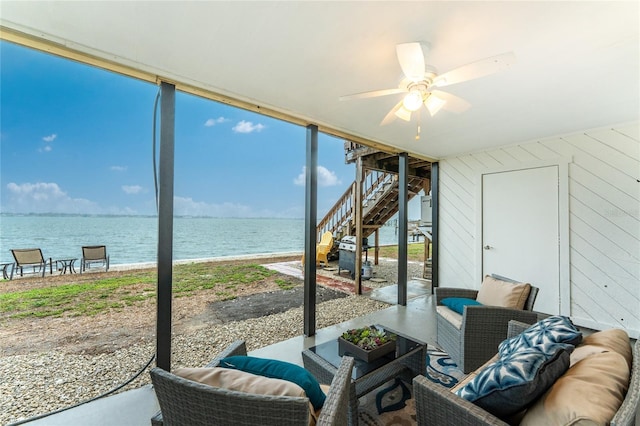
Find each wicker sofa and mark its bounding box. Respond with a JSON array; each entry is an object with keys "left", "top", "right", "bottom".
[
  {"left": 435, "top": 274, "right": 540, "bottom": 373},
  {"left": 414, "top": 320, "right": 640, "bottom": 426},
  {"left": 150, "top": 340, "right": 354, "bottom": 426}
]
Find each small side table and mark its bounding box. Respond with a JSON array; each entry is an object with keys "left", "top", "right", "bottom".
[
  {"left": 0, "top": 262, "right": 13, "bottom": 280},
  {"left": 56, "top": 258, "right": 77, "bottom": 274}
]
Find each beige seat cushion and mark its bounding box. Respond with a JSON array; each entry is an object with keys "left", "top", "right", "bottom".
[
  {"left": 436, "top": 305, "right": 463, "bottom": 329},
  {"left": 520, "top": 351, "right": 630, "bottom": 426},
  {"left": 475, "top": 275, "right": 531, "bottom": 310},
  {"left": 174, "top": 366, "right": 308, "bottom": 397},
  {"left": 175, "top": 367, "right": 316, "bottom": 425}
]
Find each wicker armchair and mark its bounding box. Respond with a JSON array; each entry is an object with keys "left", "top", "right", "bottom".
[
  {"left": 435, "top": 275, "right": 539, "bottom": 373},
  {"left": 150, "top": 340, "right": 354, "bottom": 426}
]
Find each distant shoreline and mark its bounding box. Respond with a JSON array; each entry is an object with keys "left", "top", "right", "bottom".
[
  {"left": 107, "top": 251, "right": 304, "bottom": 271},
  {"left": 107, "top": 244, "right": 408, "bottom": 271}
]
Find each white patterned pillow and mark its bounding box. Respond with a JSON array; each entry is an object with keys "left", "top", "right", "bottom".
[
  {"left": 455, "top": 344, "right": 570, "bottom": 418},
  {"left": 498, "top": 315, "right": 582, "bottom": 357}
]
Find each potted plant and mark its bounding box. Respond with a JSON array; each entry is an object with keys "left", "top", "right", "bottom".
[{"left": 338, "top": 325, "right": 396, "bottom": 362}]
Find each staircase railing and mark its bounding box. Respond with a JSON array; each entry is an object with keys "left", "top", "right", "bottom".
[
  {"left": 316, "top": 183, "right": 355, "bottom": 240},
  {"left": 316, "top": 170, "right": 397, "bottom": 240}
]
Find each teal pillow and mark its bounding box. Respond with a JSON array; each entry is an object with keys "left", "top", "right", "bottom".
[
  {"left": 441, "top": 297, "right": 482, "bottom": 314},
  {"left": 455, "top": 345, "right": 570, "bottom": 418},
  {"left": 219, "top": 355, "right": 326, "bottom": 410},
  {"left": 498, "top": 315, "right": 582, "bottom": 357}
]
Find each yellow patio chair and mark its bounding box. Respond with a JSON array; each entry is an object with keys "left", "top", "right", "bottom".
[
  {"left": 301, "top": 231, "right": 334, "bottom": 267},
  {"left": 316, "top": 231, "right": 334, "bottom": 266}
]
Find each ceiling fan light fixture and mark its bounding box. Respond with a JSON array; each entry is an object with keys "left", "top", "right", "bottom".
[
  {"left": 425, "top": 94, "right": 446, "bottom": 116},
  {"left": 394, "top": 106, "right": 412, "bottom": 121},
  {"left": 402, "top": 89, "right": 424, "bottom": 111}
]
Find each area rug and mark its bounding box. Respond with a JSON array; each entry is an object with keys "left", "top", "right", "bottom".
[
  {"left": 357, "top": 347, "right": 466, "bottom": 426},
  {"left": 425, "top": 348, "right": 465, "bottom": 389}
]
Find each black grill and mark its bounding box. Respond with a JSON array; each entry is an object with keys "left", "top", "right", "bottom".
[{"left": 338, "top": 236, "right": 369, "bottom": 279}]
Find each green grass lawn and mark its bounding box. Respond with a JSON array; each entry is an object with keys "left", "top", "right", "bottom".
[
  {"left": 0, "top": 263, "right": 284, "bottom": 319},
  {"left": 376, "top": 242, "right": 429, "bottom": 262},
  {"left": 0, "top": 243, "right": 427, "bottom": 320}
]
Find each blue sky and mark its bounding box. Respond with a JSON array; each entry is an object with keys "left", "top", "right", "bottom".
[{"left": 1, "top": 41, "right": 421, "bottom": 219}]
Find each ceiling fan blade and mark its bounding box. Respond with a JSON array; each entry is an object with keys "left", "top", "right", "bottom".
[
  {"left": 396, "top": 42, "right": 428, "bottom": 82},
  {"left": 394, "top": 105, "right": 412, "bottom": 121},
  {"left": 431, "top": 90, "right": 471, "bottom": 113},
  {"left": 380, "top": 100, "right": 405, "bottom": 125},
  {"left": 424, "top": 94, "right": 447, "bottom": 117},
  {"left": 339, "top": 88, "right": 406, "bottom": 101},
  {"left": 432, "top": 52, "right": 516, "bottom": 88}
]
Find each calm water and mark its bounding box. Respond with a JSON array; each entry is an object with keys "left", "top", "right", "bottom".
[{"left": 0, "top": 214, "right": 400, "bottom": 265}]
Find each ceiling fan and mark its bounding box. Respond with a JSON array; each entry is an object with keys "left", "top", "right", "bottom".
[{"left": 340, "top": 42, "right": 516, "bottom": 130}]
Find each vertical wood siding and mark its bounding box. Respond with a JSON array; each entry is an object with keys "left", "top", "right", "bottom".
[{"left": 439, "top": 122, "right": 639, "bottom": 334}]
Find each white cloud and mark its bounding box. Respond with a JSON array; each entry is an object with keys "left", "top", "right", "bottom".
[
  {"left": 42, "top": 134, "right": 57, "bottom": 142},
  {"left": 173, "top": 197, "right": 302, "bottom": 218},
  {"left": 111, "top": 165, "right": 127, "bottom": 172},
  {"left": 294, "top": 166, "right": 342, "bottom": 187},
  {"left": 204, "top": 117, "right": 228, "bottom": 127},
  {"left": 122, "top": 185, "right": 144, "bottom": 195},
  {"left": 174, "top": 196, "right": 254, "bottom": 217},
  {"left": 4, "top": 182, "right": 101, "bottom": 214},
  {"left": 232, "top": 120, "right": 265, "bottom": 134},
  {"left": 41, "top": 145, "right": 52, "bottom": 152}
]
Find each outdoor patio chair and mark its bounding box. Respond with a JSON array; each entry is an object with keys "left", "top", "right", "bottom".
[
  {"left": 316, "top": 231, "right": 334, "bottom": 266},
  {"left": 435, "top": 274, "right": 540, "bottom": 373},
  {"left": 10, "top": 248, "right": 53, "bottom": 279},
  {"left": 150, "top": 340, "right": 354, "bottom": 426},
  {"left": 80, "top": 245, "right": 109, "bottom": 273},
  {"left": 301, "top": 231, "right": 335, "bottom": 267}
]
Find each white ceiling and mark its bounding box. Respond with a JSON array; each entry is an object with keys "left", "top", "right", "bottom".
[{"left": 2, "top": 1, "right": 639, "bottom": 159}]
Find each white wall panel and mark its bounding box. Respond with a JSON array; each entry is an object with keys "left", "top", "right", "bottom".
[
  {"left": 438, "top": 157, "right": 477, "bottom": 287},
  {"left": 439, "top": 122, "right": 640, "bottom": 336}
]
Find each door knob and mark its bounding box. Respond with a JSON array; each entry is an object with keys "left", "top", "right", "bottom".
[{"left": 483, "top": 245, "right": 492, "bottom": 250}]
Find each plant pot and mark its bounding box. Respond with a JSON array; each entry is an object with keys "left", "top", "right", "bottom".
[{"left": 338, "top": 337, "right": 396, "bottom": 363}]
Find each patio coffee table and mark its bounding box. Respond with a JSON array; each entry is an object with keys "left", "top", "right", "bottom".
[{"left": 302, "top": 325, "right": 426, "bottom": 426}]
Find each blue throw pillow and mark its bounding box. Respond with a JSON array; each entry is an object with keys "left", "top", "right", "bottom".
[
  {"left": 441, "top": 297, "right": 482, "bottom": 314},
  {"left": 455, "top": 344, "right": 570, "bottom": 418},
  {"left": 219, "top": 355, "right": 326, "bottom": 410},
  {"left": 498, "top": 315, "right": 582, "bottom": 357}
]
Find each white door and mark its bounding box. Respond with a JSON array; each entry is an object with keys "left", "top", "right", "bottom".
[{"left": 482, "top": 166, "right": 560, "bottom": 315}]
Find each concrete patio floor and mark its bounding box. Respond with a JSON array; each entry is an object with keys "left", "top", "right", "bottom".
[{"left": 19, "top": 292, "right": 437, "bottom": 426}]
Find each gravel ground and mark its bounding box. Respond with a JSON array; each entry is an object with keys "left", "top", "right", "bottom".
[{"left": 0, "top": 257, "right": 424, "bottom": 425}]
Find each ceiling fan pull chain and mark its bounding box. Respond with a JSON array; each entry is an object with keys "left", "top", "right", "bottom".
[{"left": 416, "top": 116, "right": 421, "bottom": 140}]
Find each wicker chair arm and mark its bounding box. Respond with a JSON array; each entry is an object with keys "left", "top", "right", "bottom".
[
  {"left": 205, "top": 340, "right": 247, "bottom": 367},
  {"left": 455, "top": 307, "right": 539, "bottom": 371},
  {"left": 150, "top": 367, "right": 310, "bottom": 426},
  {"left": 317, "top": 356, "right": 354, "bottom": 426},
  {"left": 152, "top": 341, "right": 249, "bottom": 425},
  {"left": 462, "top": 306, "right": 538, "bottom": 338},
  {"left": 413, "top": 375, "right": 509, "bottom": 426},
  {"left": 611, "top": 339, "right": 640, "bottom": 426},
  {"left": 435, "top": 287, "right": 479, "bottom": 305},
  {"left": 507, "top": 320, "right": 531, "bottom": 338},
  {"left": 301, "top": 349, "right": 339, "bottom": 385}
]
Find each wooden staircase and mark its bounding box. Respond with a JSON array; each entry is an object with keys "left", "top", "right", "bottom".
[{"left": 316, "top": 142, "right": 431, "bottom": 243}]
